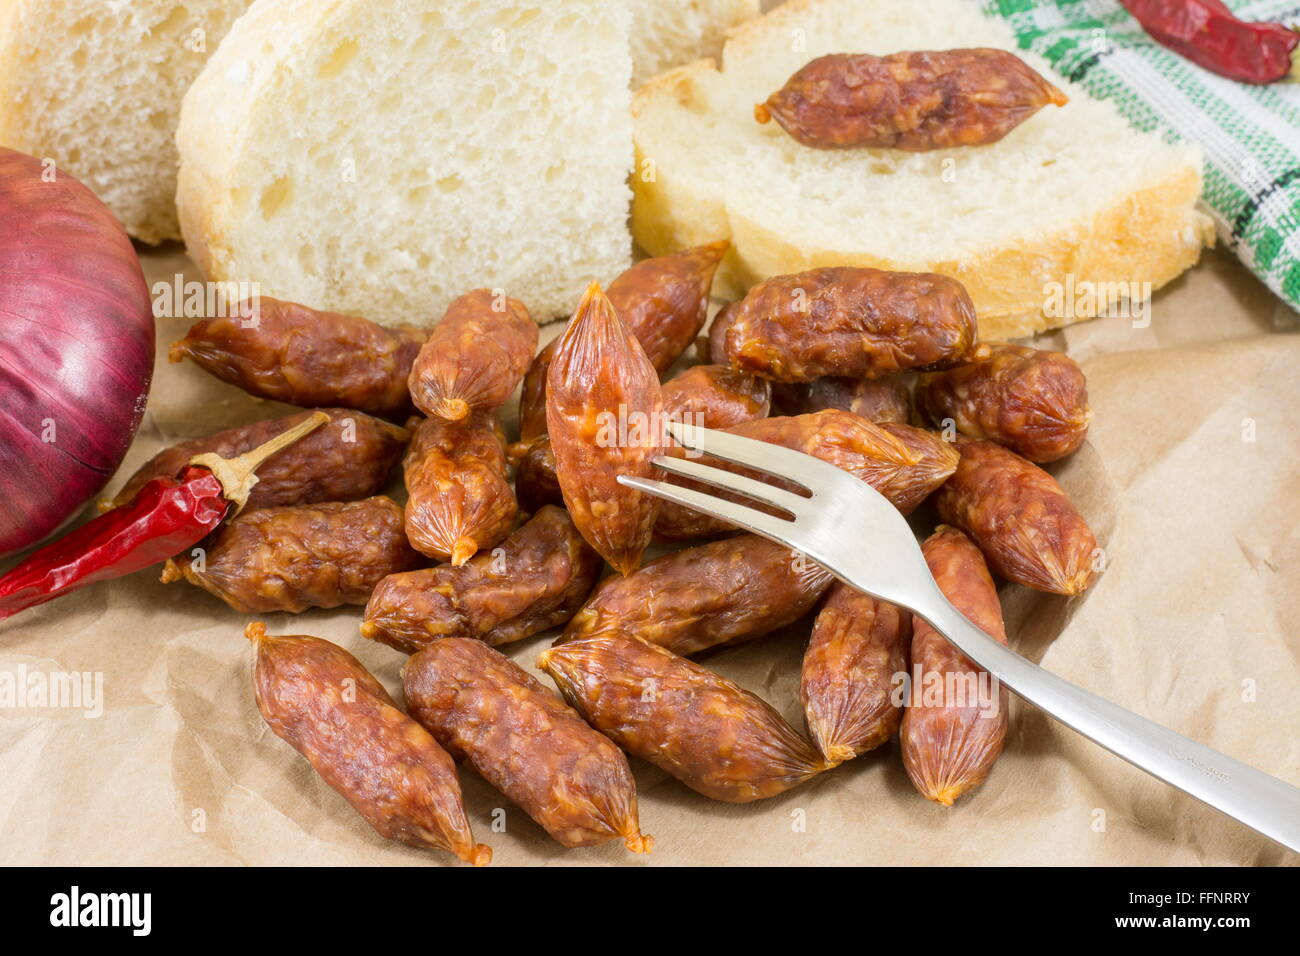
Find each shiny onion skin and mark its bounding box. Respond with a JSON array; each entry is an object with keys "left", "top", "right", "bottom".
[
  {"left": 403, "top": 638, "right": 651, "bottom": 852},
  {"left": 801, "top": 584, "right": 911, "bottom": 765},
  {"left": 934, "top": 439, "right": 1098, "bottom": 595},
  {"left": 724, "top": 267, "right": 983, "bottom": 382},
  {"left": 518, "top": 242, "right": 728, "bottom": 441},
  {"left": 109, "top": 408, "right": 409, "bottom": 511},
  {"left": 170, "top": 298, "right": 426, "bottom": 420},
  {"left": 756, "top": 50, "right": 1067, "bottom": 150},
  {"left": 546, "top": 283, "right": 664, "bottom": 576},
  {"left": 408, "top": 289, "right": 537, "bottom": 421},
  {"left": 900, "top": 527, "right": 1009, "bottom": 806},
  {"left": 0, "top": 147, "right": 154, "bottom": 557},
  {"left": 247, "top": 623, "right": 490, "bottom": 865},
  {"left": 917, "top": 343, "right": 1091, "bottom": 462},
  {"left": 540, "top": 633, "right": 826, "bottom": 803}
]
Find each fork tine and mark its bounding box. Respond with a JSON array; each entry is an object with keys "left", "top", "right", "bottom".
[
  {"left": 617, "top": 475, "right": 802, "bottom": 543},
  {"left": 648, "top": 454, "right": 810, "bottom": 516},
  {"left": 664, "top": 421, "right": 841, "bottom": 496}
]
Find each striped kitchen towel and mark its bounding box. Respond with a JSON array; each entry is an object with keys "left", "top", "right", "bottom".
[{"left": 983, "top": 0, "right": 1300, "bottom": 314}]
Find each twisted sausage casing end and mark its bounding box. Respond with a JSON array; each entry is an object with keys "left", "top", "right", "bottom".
[
  {"left": 899, "top": 527, "right": 1009, "bottom": 806},
  {"left": 546, "top": 282, "right": 664, "bottom": 577},
  {"left": 246, "top": 623, "right": 490, "bottom": 864}
]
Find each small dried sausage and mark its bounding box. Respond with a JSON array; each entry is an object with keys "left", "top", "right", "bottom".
[
  {"left": 756, "top": 49, "right": 1068, "bottom": 151},
  {"left": 403, "top": 638, "right": 652, "bottom": 852},
  {"left": 514, "top": 364, "right": 768, "bottom": 517},
  {"left": 802, "top": 584, "right": 911, "bottom": 765},
  {"left": 404, "top": 412, "right": 516, "bottom": 565},
  {"left": 512, "top": 435, "right": 565, "bottom": 514},
  {"left": 661, "top": 363, "right": 771, "bottom": 426},
  {"left": 408, "top": 289, "right": 537, "bottom": 421},
  {"left": 109, "top": 408, "right": 409, "bottom": 511},
  {"left": 700, "top": 300, "right": 739, "bottom": 365},
  {"left": 771, "top": 376, "right": 911, "bottom": 425},
  {"left": 933, "top": 439, "right": 1097, "bottom": 595},
  {"left": 561, "top": 534, "right": 834, "bottom": 657},
  {"left": 900, "top": 526, "right": 1009, "bottom": 806},
  {"left": 170, "top": 298, "right": 426, "bottom": 419},
  {"left": 608, "top": 240, "right": 729, "bottom": 376},
  {"left": 724, "top": 267, "right": 982, "bottom": 382},
  {"left": 654, "top": 411, "right": 959, "bottom": 540},
  {"left": 874, "top": 422, "right": 961, "bottom": 514},
  {"left": 918, "top": 343, "right": 1091, "bottom": 462},
  {"left": 246, "top": 622, "right": 490, "bottom": 864},
  {"left": 519, "top": 242, "right": 728, "bottom": 440},
  {"left": 718, "top": 415, "right": 957, "bottom": 512},
  {"left": 161, "top": 496, "right": 420, "bottom": 613},
  {"left": 539, "top": 633, "right": 826, "bottom": 802},
  {"left": 546, "top": 283, "right": 664, "bottom": 576},
  {"left": 361, "top": 506, "right": 602, "bottom": 655}
]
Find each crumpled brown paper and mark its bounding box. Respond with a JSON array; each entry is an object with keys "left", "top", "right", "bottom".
[{"left": 0, "top": 245, "right": 1296, "bottom": 866}]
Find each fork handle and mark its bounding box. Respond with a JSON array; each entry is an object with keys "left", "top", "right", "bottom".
[{"left": 921, "top": 595, "right": 1300, "bottom": 853}]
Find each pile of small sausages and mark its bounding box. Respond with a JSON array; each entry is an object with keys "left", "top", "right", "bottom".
[{"left": 150, "top": 233, "right": 1096, "bottom": 864}]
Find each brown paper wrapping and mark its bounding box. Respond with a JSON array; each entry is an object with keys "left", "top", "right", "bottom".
[{"left": 0, "top": 245, "right": 1296, "bottom": 866}]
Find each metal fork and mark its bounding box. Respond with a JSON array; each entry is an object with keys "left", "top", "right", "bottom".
[{"left": 618, "top": 421, "right": 1300, "bottom": 852}]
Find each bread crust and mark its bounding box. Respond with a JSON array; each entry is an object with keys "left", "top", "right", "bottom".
[{"left": 631, "top": 6, "right": 1214, "bottom": 340}]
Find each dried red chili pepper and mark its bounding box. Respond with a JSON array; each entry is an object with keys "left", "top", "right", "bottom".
[
  {"left": 0, "top": 412, "right": 329, "bottom": 620},
  {"left": 1120, "top": 0, "right": 1300, "bottom": 84}
]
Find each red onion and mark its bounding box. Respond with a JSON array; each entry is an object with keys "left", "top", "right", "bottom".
[{"left": 0, "top": 147, "right": 155, "bottom": 558}]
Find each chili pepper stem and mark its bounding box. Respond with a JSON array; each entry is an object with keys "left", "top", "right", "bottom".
[{"left": 189, "top": 411, "right": 330, "bottom": 514}]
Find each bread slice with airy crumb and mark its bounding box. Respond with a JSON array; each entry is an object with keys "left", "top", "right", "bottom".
[
  {"left": 631, "top": 0, "right": 1214, "bottom": 340},
  {"left": 629, "top": 0, "right": 760, "bottom": 89},
  {"left": 177, "top": 0, "right": 634, "bottom": 326},
  {"left": 0, "top": 0, "right": 253, "bottom": 243}
]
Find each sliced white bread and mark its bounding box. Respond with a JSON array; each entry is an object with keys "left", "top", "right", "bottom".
[
  {"left": 629, "top": 0, "right": 761, "bottom": 89},
  {"left": 632, "top": 0, "right": 1215, "bottom": 339},
  {"left": 0, "top": 0, "right": 254, "bottom": 243},
  {"left": 177, "top": 0, "right": 634, "bottom": 326}
]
